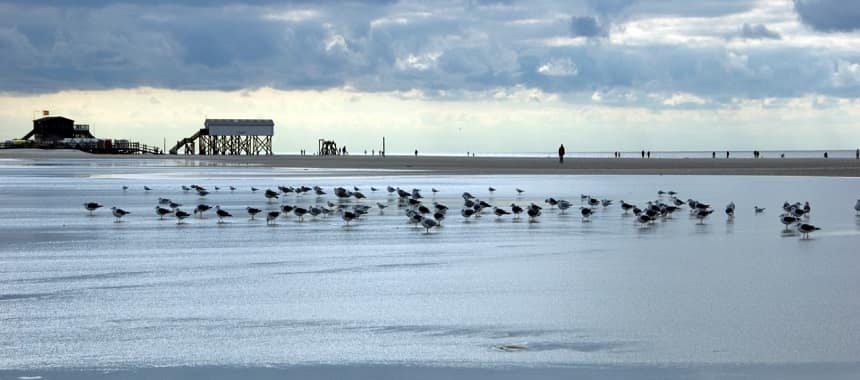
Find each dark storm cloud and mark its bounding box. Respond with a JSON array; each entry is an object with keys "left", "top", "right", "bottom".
[
  {"left": 794, "top": 0, "right": 860, "bottom": 32},
  {"left": 0, "top": 0, "right": 859, "bottom": 106},
  {"left": 569, "top": 16, "right": 606, "bottom": 37},
  {"left": 737, "top": 23, "right": 781, "bottom": 40}
]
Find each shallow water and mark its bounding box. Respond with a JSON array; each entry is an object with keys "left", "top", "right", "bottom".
[{"left": 1, "top": 159, "right": 859, "bottom": 372}]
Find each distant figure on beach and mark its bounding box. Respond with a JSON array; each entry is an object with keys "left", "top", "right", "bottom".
[
  {"left": 726, "top": 151, "right": 730, "bottom": 159},
  {"left": 558, "top": 144, "right": 566, "bottom": 163},
  {"left": 712, "top": 151, "right": 716, "bottom": 159},
  {"left": 824, "top": 152, "right": 828, "bottom": 159},
  {"left": 646, "top": 151, "right": 651, "bottom": 158},
  {"left": 641, "top": 150, "right": 645, "bottom": 158},
  {"left": 856, "top": 148, "right": 859, "bottom": 159},
  {"left": 781, "top": 153, "right": 785, "bottom": 158},
  {"left": 414, "top": 149, "right": 418, "bottom": 157}
]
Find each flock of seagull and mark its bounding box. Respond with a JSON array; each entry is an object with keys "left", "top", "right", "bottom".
[{"left": 79, "top": 183, "right": 857, "bottom": 239}]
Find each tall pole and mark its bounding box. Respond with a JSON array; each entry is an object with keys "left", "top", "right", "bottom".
[{"left": 382, "top": 136, "right": 385, "bottom": 158}]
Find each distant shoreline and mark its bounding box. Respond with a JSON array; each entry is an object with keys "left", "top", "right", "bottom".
[{"left": 2, "top": 149, "right": 860, "bottom": 177}]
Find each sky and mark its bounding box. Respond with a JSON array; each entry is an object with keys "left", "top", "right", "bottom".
[{"left": 1, "top": 0, "right": 860, "bottom": 153}]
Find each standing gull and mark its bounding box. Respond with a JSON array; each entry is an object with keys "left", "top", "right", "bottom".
[
  {"left": 215, "top": 206, "right": 232, "bottom": 224},
  {"left": 174, "top": 209, "right": 191, "bottom": 225},
  {"left": 155, "top": 206, "right": 173, "bottom": 220},
  {"left": 266, "top": 211, "right": 281, "bottom": 225},
  {"left": 84, "top": 202, "right": 103, "bottom": 215},
  {"left": 797, "top": 223, "right": 821, "bottom": 239},
  {"left": 111, "top": 207, "right": 130, "bottom": 222}
]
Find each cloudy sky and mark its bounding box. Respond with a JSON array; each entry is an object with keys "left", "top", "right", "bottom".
[{"left": 1, "top": 0, "right": 859, "bottom": 153}]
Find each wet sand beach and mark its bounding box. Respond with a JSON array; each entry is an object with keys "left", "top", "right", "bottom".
[{"left": 3, "top": 149, "right": 860, "bottom": 176}]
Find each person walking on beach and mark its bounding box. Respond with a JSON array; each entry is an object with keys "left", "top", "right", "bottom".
[
  {"left": 558, "top": 144, "right": 566, "bottom": 164},
  {"left": 726, "top": 151, "right": 730, "bottom": 159},
  {"left": 414, "top": 149, "right": 418, "bottom": 157},
  {"left": 641, "top": 150, "right": 645, "bottom": 158},
  {"left": 856, "top": 148, "right": 859, "bottom": 159}
]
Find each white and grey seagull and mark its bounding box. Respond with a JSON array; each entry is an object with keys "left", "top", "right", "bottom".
[{"left": 111, "top": 206, "right": 130, "bottom": 222}]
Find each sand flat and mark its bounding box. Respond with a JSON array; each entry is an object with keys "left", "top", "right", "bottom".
[{"left": 2, "top": 149, "right": 860, "bottom": 176}]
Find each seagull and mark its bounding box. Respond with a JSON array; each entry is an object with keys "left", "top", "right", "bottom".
[
  {"left": 144, "top": 186, "right": 152, "bottom": 191},
  {"left": 695, "top": 209, "right": 714, "bottom": 224},
  {"left": 557, "top": 200, "right": 572, "bottom": 214},
  {"left": 580, "top": 207, "right": 594, "bottom": 221},
  {"left": 111, "top": 207, "right": 130, "bottom": 222},
  {"left": 620, "top": 201, "right": 635, "bottom": 214},
  {"left": 545, "top": 198, "right": 558, "bottom": 208},
  {"left": 493, "top": 207, "right": 511, "bottom": 218},
  {"left": 780, "top": 214, "right": 799, "bottom": 231},
  {"left": 407, "top": 209, "right": 424, "bottom": 226},
  {"left": 122, "top": 185, "right": 128, "bottom": 191},
  {"left": 431, "top": 188, "right": 439, "bottom": 195},
  {"left": 168, "top": 201, "right": 182, "bottom": 210},
  {"left": 194, "top": 204, "right": 212, "bottom": 218},
  {"left": 370, "top": 187, "right": 378, "bottom": 192},
  {"left": 462, "top": 192, "right": 475, "bottom": 200},
  {"left": 510, "top": 203, "right": 523, "bottom": 218},
  {"left": 155, "top": 206, "right": 173, "bottom": 219},
  {"left": 229, "top": 186, "right": 237, "bottom": 191},
  {"left": 657, "top": 190, "right": 665, "bottom": 196},
  {"left": 293, "top": 207, "right": 308, "bottom": 222},
  {"left": 855, "top": 199, "right": 860, "bottom": 215},
  {"left": 601, "top": 199, "right": 613, "bottom": 208},
  {"left": 588, "top": 197, "right": 600, "bottom": 207},
  {"left": 797, "top": 223, "right": 821, "bottom": 239},
  {"left": 725, "top": 202, "right": 735, "bottom": 219},
  {"left": 340, "top": 209, "right": 358, "bottom": 226},
  {"left": 246, "top": 207, "right": 262, "bottom": 220},
  {"left": 174, "top": 209, "right": 191, "bottom": 224},
  {"left": 197, "top": 189, "right": 209, "bottom": 197},
  {"left": 214, "top": 186, "right": 220, "bottom": 191},
  {"left": 461, "top": 208, "right": 476, "bottom": 219},
  {"left": 376, "top": 202, "right": 388, "bottom": 212},
  {"left": 280, "top": 205, "right": 294, "bottom": 216},
  {"left": 251, "top": 187, "right": 259, "bottom": 192},
  {"left": 387, "top": 186, "right": 396, "bottom": 194},
  {"left": 83, "top": 202, "right": 103, "bottom": 215},
  {"left": 488, "top": 186, "right": 496, "bottom": 194},
  {"left": 420, "top": 217, "right": 438, "bottom": 233},
  {"left": 264, "top": 189, "right": 279, "bottom": 202},
  {"left": 215, "top": 205, "right": 232, "bottom": 223},
  {"left": 158, "top": 197, "right": 171, "bottom": 206},
  {"left": 353, "top": 191, "right": 367, "bottom": 200},
  {"left": 516, "top": 188, "right": 524, "bottom": 195},
  {"left": 181, "top": 185, "right": 191, "bottom": 192},
  {"left": 433, "top": 211, "right": 445, "bottom": 225},
  {"left": 353, "top": 186, "right": 361, "bottom": 192},
  {"left": 637, "top": 214, "right": 653, "bottom": 226},
  {"left": 526, "top": 204, "right": 541, "bottom": 222},
  {"left": 667, "top": 191, "right": 677, "bottom": 196},
  {"left": 309, "top": 206, "right": 322, "bottom": 219},
  {"left": 266, "top": 211, "right": 281, "bottom": 225},
  {"left": 754, "top": 206, "right": 766, "bottom": 214}
]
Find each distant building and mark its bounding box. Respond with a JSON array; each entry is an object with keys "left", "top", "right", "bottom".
[{"left": 25, "top": 117, "right": 94, "bottom": 142}]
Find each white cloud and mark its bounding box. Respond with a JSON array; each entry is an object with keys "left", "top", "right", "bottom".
[
  {"left": 832, "top": 60, "right": 860, "bottom": 88},
  {"left": 395, "top": 52, "right": 442, "bottom": 71},
  {"left": 537, "top": 58, "right": 578, "bottom": 77},
  {"left": 662, "top": 93, "right": 707, "bottom": 106},
  {"left": 263, "top": 9, "right": 319, "bottom": 22}
]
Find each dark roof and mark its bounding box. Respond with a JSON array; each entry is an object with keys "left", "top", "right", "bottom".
[
  {"left": 204, "top": 119, "right": 274, "bottom": 127},
  {"left": 35, "top": 116, "right": 74, "bottom": 123}
]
